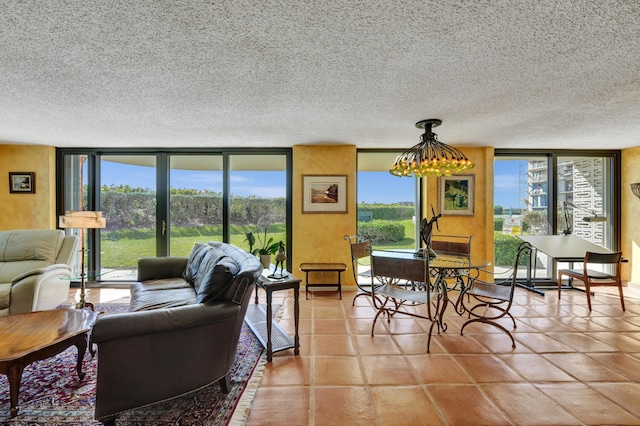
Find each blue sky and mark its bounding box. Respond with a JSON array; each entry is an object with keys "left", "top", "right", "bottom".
[
  {"left": 493, "top": 161, "right": 527, "bottom": 209},
  {"left": 101, "top": 160, "right": 525, "bottom": 208}
]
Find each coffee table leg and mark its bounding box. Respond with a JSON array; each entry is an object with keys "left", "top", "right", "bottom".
[{"left": 7, "top": 363, "right": 23, "bottom": 417}]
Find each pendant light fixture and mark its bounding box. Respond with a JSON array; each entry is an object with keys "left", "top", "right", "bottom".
[{"left": 390, "top": 119, "right": 475, "bottom": 177}]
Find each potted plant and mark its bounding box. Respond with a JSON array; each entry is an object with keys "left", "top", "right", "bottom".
[{"left": 244, "top": 215, "right": 280, "bottom": 269}]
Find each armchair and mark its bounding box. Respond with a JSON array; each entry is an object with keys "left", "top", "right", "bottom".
[{"left": 0, "top": 229, "right": 78, "bottom": 316}]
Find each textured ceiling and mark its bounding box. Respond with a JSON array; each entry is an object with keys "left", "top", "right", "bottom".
[{"left": 0, "top": 1, "right": 639, "bottom": 150}]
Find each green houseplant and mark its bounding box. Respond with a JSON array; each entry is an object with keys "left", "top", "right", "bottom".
[{"left": 244, "top": 215, "right": 279, "bottom": 268}]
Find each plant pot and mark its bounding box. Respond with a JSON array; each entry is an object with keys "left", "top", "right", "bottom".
[{"left": 259, "top": 254, "right": 271, "bottom": 269}]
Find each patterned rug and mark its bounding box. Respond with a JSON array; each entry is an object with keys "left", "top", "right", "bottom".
[{"left": 0, "top": 303, "right": 268, "bottom": 426}]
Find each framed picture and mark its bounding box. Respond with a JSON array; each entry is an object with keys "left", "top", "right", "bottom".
[
  {"left": 439, "top": 174, "right": 474, "bottom": 216},
  {"left": 302, "top": 175, "right": 347, "bottom": 213},
  {"left": 9, "top": 172, "right": 35, "bottom": 194}
]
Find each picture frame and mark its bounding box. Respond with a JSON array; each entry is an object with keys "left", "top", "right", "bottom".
[
  {"left": 9, "top": 172, "right": 35, "bottom": 194},
  {"left": 439, "top": 174, "right": 474, "bottom": 216},
  {"left": 302, "top": 175, "right": 347, "bottom": 214}
]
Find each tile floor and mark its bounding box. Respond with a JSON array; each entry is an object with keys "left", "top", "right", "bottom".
[{"left": 72, "top": 284, "right": 640, "bottom": 426}]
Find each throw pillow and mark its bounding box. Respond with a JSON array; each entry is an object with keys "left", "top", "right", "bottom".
[
  {"left": 183, "top": 243, "right": 209, "bottom": 285},
  {"left": 195, "top": 256, "right": 240, "bottom": 303},
  {"left": 192, "top": 246, "right": 228, "bottom": 293}
]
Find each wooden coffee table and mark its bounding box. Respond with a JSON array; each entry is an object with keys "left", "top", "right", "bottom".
[{"left": 0, "top": 308, "right": 98, "bottom": 417}]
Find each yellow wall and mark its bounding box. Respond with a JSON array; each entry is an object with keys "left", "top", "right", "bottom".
[
  {"left": 622, "top": 147, "right": 640, "bottom": 283},
  {"left": 291, "top": 145, "right": 357, "bottom": 286},
  {"left": 0, "top": 145, "right": 57, "bottom": 230}
]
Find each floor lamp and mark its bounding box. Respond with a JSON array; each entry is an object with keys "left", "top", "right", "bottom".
[{"left": 59, "top": 211, "right": 106, "bottom": 310}]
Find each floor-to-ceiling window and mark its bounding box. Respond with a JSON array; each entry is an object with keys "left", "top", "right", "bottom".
[
  {"left": 228, "top": 154, "right": 289, "bottom": 258},
  {"left": 357, "top": 151, "right": 420, "bottom": 250},
  {"left": 494, "top": 150, "right": 620, "bottom": 282},
  {"left": 57, "top": 149, "right": 291, "bottom": 283}
]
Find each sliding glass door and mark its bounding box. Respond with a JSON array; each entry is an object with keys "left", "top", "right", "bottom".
[
  {"left": 169, "top": 155, "right": 223, "bottom": 257},
  {"left": 100, "top": 155, "right": 157, "bottom": 280}
]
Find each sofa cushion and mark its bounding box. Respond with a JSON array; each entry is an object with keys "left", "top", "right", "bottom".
[
  {"left": 0, "top": 229, "right": 64, "bottom": 263},
  {"left": 192, "top": 246, "right": 228, "bottom": 293},
  {"left": 131, "top": 278, "right": 192, "bottom": 293},
  {"left": 0, "top": 260, "right": 51, "bottom": 283},
  {"left": 195, "top": 256, "right": 239, "bottom": 304},
  {"left": 129, "top": 286, "right": 197, "bottom": 311},
  {"left": 0, "top": 282, "right": 11, "bottom": 314}
]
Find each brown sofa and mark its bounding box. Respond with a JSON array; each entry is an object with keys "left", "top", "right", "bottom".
[{"left": 91, "top": 242, "right": 262, "bottom": 425}]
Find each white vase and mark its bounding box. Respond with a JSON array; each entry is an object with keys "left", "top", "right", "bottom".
[{"left": 260, "top": 254, "right": 271, "bottom": 269}]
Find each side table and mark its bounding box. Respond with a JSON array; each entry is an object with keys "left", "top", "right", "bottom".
[
  {"left": 245, "top": 272, "right": 301, "bottom": 362},
  {"left": 299, "top": 262, "right": 347, "bottom": 300}
]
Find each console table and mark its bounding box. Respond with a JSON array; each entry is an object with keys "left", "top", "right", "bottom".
[
  {"left": 245, "top": 271, "right": 301, "bottom": 362},
  {"left": 299, "top": 262, "right": 347, "bottom": 300}
]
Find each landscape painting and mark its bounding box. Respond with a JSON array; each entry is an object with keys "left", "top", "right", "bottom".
[{"left": 302, "top": 175, "right": 347, "bottom": 213}]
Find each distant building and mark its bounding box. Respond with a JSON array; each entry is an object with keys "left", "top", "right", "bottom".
[{"left": 525, "top": 158, "right": 605, "bottom": 245}]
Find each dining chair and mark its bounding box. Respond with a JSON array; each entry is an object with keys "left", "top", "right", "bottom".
[
  {"left": 430, "top": 234, "right": 472, "bottom": 291},
  {"left": 344, "top": 235, "right": 374, "bottom": 305},
  {"left": 430, "top": 234, "right": 472, "bottom": 256},
  {"left": 460, "top": 241, "right": 533, "bottom": 348},
  {"left": 557, "top": 251, "right": 624, "bottom": 311},
  {"left": 369, "top": 252, "right": 440, "bottom": 352}
]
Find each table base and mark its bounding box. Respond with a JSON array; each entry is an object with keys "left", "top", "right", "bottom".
[{"left": 0, "top": 333, "right": 90, "bottom": 417}]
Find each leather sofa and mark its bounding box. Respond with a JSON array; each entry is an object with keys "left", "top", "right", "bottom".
[
  {"left": 0, "top": 229, "right": 78, "bottom": 316},
  {"left": 92, "top": 241, "right": 263, "bottom": 425}
]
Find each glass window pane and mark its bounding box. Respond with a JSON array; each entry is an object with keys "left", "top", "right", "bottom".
[
  {"left": 61, "top": 154, "right": 88, "bottom": 280},
  {"left": 169, "top": 155, "right": 223, "bottom": 256},
  {"left": 100, "top": 155, "right": 157, "bottom": 281},
  {"left": 357, "top": 152, "right": 418, "bottom": 250},
  {"left": 229, "top": 155, "right": 287, "bottom": 263},
  {"left": 557, "top": 155, "right": 613, "bottom": 272},
  {"left": 494, "top": 156, "right": 549, "bottom": 279}
]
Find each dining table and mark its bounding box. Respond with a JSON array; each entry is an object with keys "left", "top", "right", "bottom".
[
  {"left": 370, "top": 249, "right": 491, "bottom": 330},
  {"left": 517, "top": 234, "right": 619, "bottom": 294}
]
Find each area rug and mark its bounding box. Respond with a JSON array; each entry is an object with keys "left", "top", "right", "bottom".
[{"left": 0, "top": 303, "right": 269, "bottom": 426}]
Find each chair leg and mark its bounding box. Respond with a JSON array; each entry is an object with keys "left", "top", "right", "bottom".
[
  {"left": 585, "top": 283, "right": 593, "bottom": 311},
  {"left": 618, "top": 283, "right": 626, "bottom": 311},
  {"left": 460, "top": 318, "right": 516, "bottom": 348},
  {"left": 352, "top": 290, "right": 370, "bottom": 306}
]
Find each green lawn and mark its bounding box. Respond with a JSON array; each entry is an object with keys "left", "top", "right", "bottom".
[
  {"left": 101, "top": 219, "right": 414, "bottom": 269},
  {"left": 101, "top": 232, "right": 287, "bottom": 268}
]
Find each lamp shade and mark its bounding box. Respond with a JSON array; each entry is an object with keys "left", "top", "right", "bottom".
[{"left": 59, "top": 211, "right": 106, "bottom": 229}]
